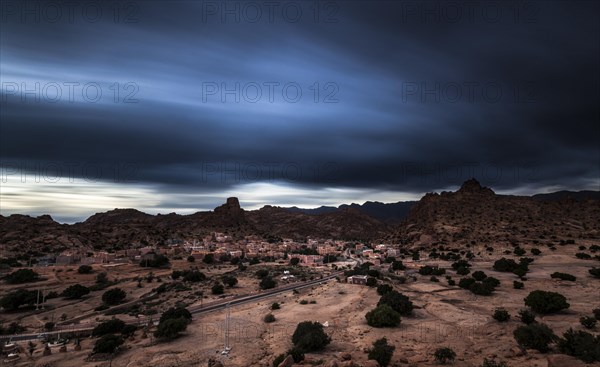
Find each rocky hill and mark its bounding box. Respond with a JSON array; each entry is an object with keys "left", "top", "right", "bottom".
[
  {"left": 1, "top": 180, "right": 598, "bottom": 257},
  {"left": 387, "top": 179, "right": 600, "bottom": 247}
]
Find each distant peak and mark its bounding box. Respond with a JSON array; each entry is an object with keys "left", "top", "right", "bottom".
[
  {"left": 226, "top": 197, "right": 240, "bottom": 208},
  {"left": 458, "top": 178, "right": 495, "bottom": 195}
]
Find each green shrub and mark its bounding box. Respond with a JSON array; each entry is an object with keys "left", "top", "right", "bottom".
[
  {"left": 78, "top": 265, "right": 93, "bottom": 274},
  {"left": 551, "top": 272, "right": 576, "bottom": 281},
  {"left": 272, "top": 354, "right": 285, "bottom": 367},
  {"left": 580, "top": 316, "right": 597, "bottom": 329},
  {"left": 472, "top": 271, "right": 487, "bottom": 281},
  {"left": 4, "top": 269, "right": 40, "bottom": 284},
  {"left": 589, "top": 268, "right": 600, "bottom": 278},
  {"left": 530, "top": 248, "right": 541, "bottom": 255},
  {"left": 93, "top": 334, "right": 123, "bottom": 354},
  {"left": 513, "top": 280, "right": 524, "bottom": 289},
  {"left": 481, "top": 358, "right": 507, "bottom": 367},
  {"left": 271, "top": 302, "right": 280, "bottom": 310},
  {"left": 518, "top": 309, "right": 536, "bottom": 324},
  {"left": 524, "top": 290, "right": 569, "bottom": 314},
  {"left": 513, "top": 323, "right": 556, "bottom": 352},
  {"left": 434, "top": 347, "right": 456, "bottom": 364},
  {"left": 377, "top": 284, "right": 393, "bottom": 296},
  {"left": 459, "top": 277, "right": 476, "bottom": 289},
  {"left": 101, "top": 288, "right": 126, "bottom": 305},
  {"left": 557, "top": 328, "right": 600, "bottom": 363},
  {"left": 593, "top": 308, "right": 600, "bottom": 320},
  {"left": 154, "top": 317, "right": 187, "bottom": 339},
  {"left": 365, "top": 304, "right": 401, "bottom": 327},
  {"left": 211, "top": 283, "right": 224, "bottom": 295},
  {"left": 92, "top": 318, "right": 126, "bottom": 337},
  {"left": 264, "top": 314, "right": 276, "bottom": 323},
  {"left": 377, "top": 290, "right": 413, "bottom": 315},
  {"left": 259, "top": 276, "right": 277, "bottom": 289},
  {"left": 291, "top": 321, "right": 331, "bottom": 352},
  {"left": 368, "top": 337, "right": 395, "bottom": 367},
  {"left": 492, "top": 308, "right": 510, "bottom": 322}
]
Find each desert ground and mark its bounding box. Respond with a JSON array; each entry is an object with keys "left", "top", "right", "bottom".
[{"left": 2, "top": 241, "right": 600, "bottom": 367}]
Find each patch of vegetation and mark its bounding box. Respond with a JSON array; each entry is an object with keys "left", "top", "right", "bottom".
[
  {"left": 551, "top": 272, "right": 576, "bottom": 281},
  {"left": 139, "top": 253, "right": 170, "bottom": 268},
  {"left": 513, "top": 280, "right": 524, "bottom": 289},
  {"left": 518, "top": 309, "right": 536, "bottom": 324},
  {"left": 557, "top": 328, "right": 600, "bottom": 363},
  {"left": 513, "top": 323, "right": 557, "bottom": 352},
  {"left": 271, "top": 302, "right": 280, "bottom": 310},
  {"left": 368, "top": 337, "right": 395, "bottom": 367},
  {"left": 93, "top": 333, "right": 124, "bottom": 354},
  {"left": 102, "top": 288, "right": 126, "bottom": 305},
  {"left": 92, "top": 318, "right": 126, "bottom": 337},
  {"left": 259, "top": 276, "right": 277, "bottom": 290},
  {"left": 0, "top": 289, "right": 37, "bottom": 311},
  {"left": 434, "top": 347, "right": 456, "bottom": 364},
  {"left": 4, "top": 269, "right": 40, "bottom": 284},
  {"left": 378, "top": 290, "right": 413, "bottom": 315},
  {"left": 589, "top": 268, "right": 600, "bottom": 278},
  {"left": 211, "top": 283, "right": 224, "bottom": 295},
  {"left": 580, "top": 316, "right": 597, "bottom": 329},
  {"left": 481, "top": 358, "right": 508, "bottom": 367},
  {"left": 492, "top": 308, "right": 510, "bottom": 322},
  {"left": 365, "top": 304, "right": 401, "bottom": 327},
  {"left": 62, "top": 284, "right": 90, "bottom": 299},
  {"left": 264, "top": 313, "right": 276, "bottom": 323},
  {"left": 291, "top": 321, "right": 331, "bottom": 353},
  {"left": 472, "top": 271, "right": 487, "bottom": 281},
  {"left": 78, "top": 265, "right": 93, "bottom": 274},
  {"left": 524, "top": 290, "right": 569, "bottom": 314}
]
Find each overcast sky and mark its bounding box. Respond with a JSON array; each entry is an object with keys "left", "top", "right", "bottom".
[{"left": 1, "top": 0, "right": 599, "bottom": 222}]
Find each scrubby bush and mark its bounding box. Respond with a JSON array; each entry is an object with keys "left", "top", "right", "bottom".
[
  {"left": 259, "top": 276, "right": 277, "bottom": 290},
  {"left": 255, "top": 269, "right": 269, "bottom": 278},
  {"left": 482, "top": 277, "right": 500, "bottom": 288},
  {"left": 93, "top": 334, "right": 123, "bottom": 354},
  {"left": 493, "top": 258, "right": 519, "bottom": 272},
  {"left": 580, "top": 316, "right": 597, "bottom": 329},
  {"left": 92, "top": 318, "right": 126, "bottom": 337},
  {"left": 530, "top": 248, "right": 541, "bottom": 255},
  {"left": 62, "top": 284, "right": 90, "bottom": 299},
  {"left": 377, "top": 284, "right": 393, "bottom": 296},
  {"left": 160, "top": 307, "right": 192, "bottom": 324},
  {"left": 513, "top": 323, "right": 557, "bottom": 352},
  {"left": 492, "top": 308, "right": 510, "bottom": 322},
  {"left": 378, "top": 291, "right": 413, "bottom": 315},
  {"left": 513, "top": 280, "right": 524, "bottom": 289},
  {"left": 459, "top": 277, "right": 476, "bottom": 289},
  {"left": 365, "top": 304, "right": 401, "bottom": 327},
  {"left": 589, "top": 268, "right": 600, "bottom": 278},
  {"left": 593, "top": 308, "right": 600, "bottom": 320},
  {"left": 524, "top": 290, "right": 569, "bottom": 314},
  {"left": 4, "top": 269, "right": 40, "bottom": 284},
  {"left": 472, "top": 271, "right": 487, "bottom": 281},
  {"left": 102, "top": 288, "right": 126, "bottom": 305},
  {"left": 211, "top": 283, "right": 224, "bottom": 295},
  {"left": 154, "top": 317, "right": 188, "bottom": 339},
  {"left": 481, "top": 358, "right": 507, "bottom": 367},
  {"left": 456, "top": 266, "right": 470, "bottom": 275},
  {"left": 272, "top": 354, "right": 286, "bottom": 367},
  {"left": 434, "top": 347, "right": 456, "bottom": 364},
  {"left": 271, "top": 302, "right": 280, "bottom": 310},
  {"left": 518, "top": 309, "right": 536, "bottom": 324},
  {"left": 264, "top": 313, "right": 276, "bottom": 323},
  {"left": 291, "top": 321, "right": 331, "bottom": 352},
  {"left": 366, "top": 277, "right": 378, "bottom": 287},
  {"left": 557, "top": 328, "right": 600, "bottom": 363},
  {"left": 576, "top": 252, "right": 591, "bottom": 259},
  {"left": 551, "top": 272, "right": 576, "bottom": 281},
  {"left": 368, "top": 337, "right": 395, "bottom": 367},
  {"left": 78, "top": 265, "right": 93, "bottom": 274}
]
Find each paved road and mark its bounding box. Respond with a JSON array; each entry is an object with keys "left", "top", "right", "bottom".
[{"left": 0, "top": 272, "right": 342, "bottom": 343}]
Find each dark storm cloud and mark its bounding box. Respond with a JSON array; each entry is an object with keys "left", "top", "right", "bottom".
[{"left": 1, "top": 0, "right": 598, "bottom": 215}]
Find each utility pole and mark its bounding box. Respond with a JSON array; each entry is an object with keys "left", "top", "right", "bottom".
[{"left": 223, "top": 303, "right": 231, "bottom": 353}]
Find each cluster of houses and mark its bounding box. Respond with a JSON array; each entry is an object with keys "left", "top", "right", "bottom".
[{"left": 26, "top": 232, "right": 402, "bottom": 270}]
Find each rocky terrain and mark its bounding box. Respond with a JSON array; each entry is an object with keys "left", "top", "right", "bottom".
[{"left": 1, "top": 179, "right": 598, "bottom": 257}]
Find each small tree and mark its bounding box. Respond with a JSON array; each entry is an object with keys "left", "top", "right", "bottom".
[
  {"left": 481, "top": 358, "right": 508, "bottom": 367},
  {"left": 588, "top": 268, "right": 600, "bottom": 278},
  {"left": 593, "top": 308, "right": 600, "bottom": 320},
  {"left": 93, "top": 334, "right": 124, "bottom": 354},
  {"left": 62, "top": 284, "right": 90, "bottom": 299},
  {"left": 434, "top": 347, "right": 456, "bottom": 364},
  {"left": 272, "top": 354, "right": 286, "bottom": 367},
  {"left": 378, "top": 290, "right": 413, "bottom": 315},
  {"left": 259, "top": 276, "right": 277, "bottom": 290},
  {"left": 518, "top": 309, "right": 536, "bottom": 324},
  {"left": 264, "top": 314, "right": 276, "bottom": 323},
  {"left": 271, "top": 302, "right": 280, "bottom": 310},
  {"left": 557, "top": 328, "right": 600, "bottom": 363},
  {"left": 44, "top": 321, "right": 55, "bottom": 331},
  {"left": 92, "top": 319, "right": 126, "bottom": 337},
  {"left": 492, "top": 308, "right": 510, "bottom": 322},
  {"left": 290, "top": 258, "right": 300, "bottom": 266},
  {"left": 291, "top": 321, "right": 331, "bottom": 352},
  {"left": 580, "top": 316, "right": 597, "bottom": 329},
  {"left": 524, "top": 290, "right": 569, "bottom": 314},
  {"left": 222, "top": 275, "right": 238, "bottom": 287},
  {"left": 160, "top": 307, "right": 192, "bottom": 324},
  {"left": 368, "top": 337, "right": 395, "bottom": 367},
  {"left": 187, "top": 255, "right": 195, "bottom": 262},
  {"left": 154, "top": 317, "right": 187, "bottom": 340},
  {"left": 365, "top": 304, "right": 401, "bottom": 327},
  {"left": 513, "top": 280, "right": 524, "bottom": 289},
  {"left": 78, "top": 265, "right": 93, "bottom": 274},
  {"left": 211, "top": 283, "right": 224, "bottom": 295},
  {"left": 202, "top": 253, "right": 215, "bottom": 264},
  {"left": 550, "top": 272, "right": 576, "bottom": 281},
  {"left": 472, "top": 271, "right": 487, "bottom": 281},
  {"left": 366, "top": 277, "right": 378, "bottom": 287},
  {"left": 102, "top": 288, "right": 126, "bottom": 305},
  {"left": 513, "top": 323, "right": 557, "bottom": 352},
  {"left": 4, "top": 269, "right": 40, "bottom": 284}
]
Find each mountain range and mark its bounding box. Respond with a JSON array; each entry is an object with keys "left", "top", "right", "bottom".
[{"left": 0, "top": 179, "right": 598, "bottom": 257}]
